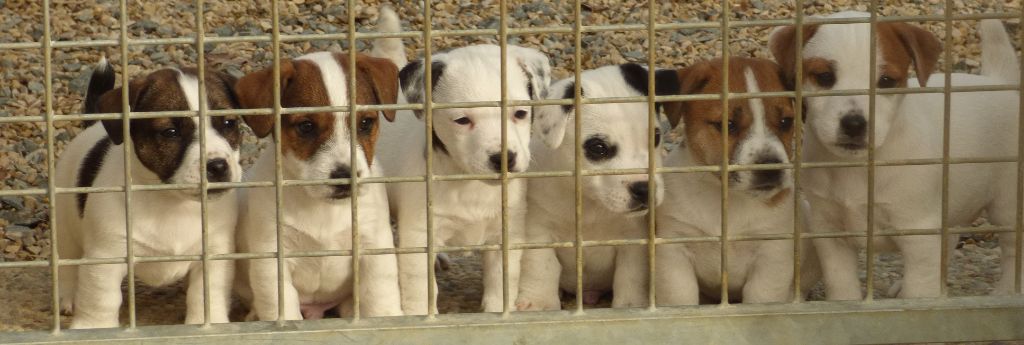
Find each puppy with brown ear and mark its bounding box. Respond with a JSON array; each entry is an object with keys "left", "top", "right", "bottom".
[
  {"left": 233, "top": 49, "right": 403, "bottom": 320},
  {"left": 55, "top": 58, "right": 244, "bottom": 328},
  {"left": 655, "top": 57, "right": 818, "bottom": 305}
]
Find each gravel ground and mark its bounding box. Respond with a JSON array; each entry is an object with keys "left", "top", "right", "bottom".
[{"left": 1, "top": 0, "right": 1022, "bottom": 335}]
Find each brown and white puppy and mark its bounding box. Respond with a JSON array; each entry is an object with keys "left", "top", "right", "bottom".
[
  {"left": 770, "top": 13, "right": 1021, "bottom": 299},
  {"left": 234, "top": 48, "right": 404, "bottom": 320},
  {"left": 654, "top": 57, "right": 818, "bottom": 305},
  {"left": 55, "top": 58, "right": 243, "bottom": 328}
]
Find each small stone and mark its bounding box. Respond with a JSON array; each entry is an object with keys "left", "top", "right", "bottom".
[
  {"left": 3, "top": 224, "right": 32, "bottom": 240},
  {"left": 27, "top": 81, "right": 44, "bottom": 93},
  {"left": 214, "top": 26, "right": 234, "bottom": 37},
  {"left": 76, "top": 9, "right": 94, "bottom": 22},
  {"left": 26, "top": 245, "right": 41, "bottom": 254},
  {"left": 1, "top": 197, "right": 24, "bottom": 211}
]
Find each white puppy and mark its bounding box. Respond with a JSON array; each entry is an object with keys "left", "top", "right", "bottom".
[
  {"left": 56, "top": 59, "right": 242, "bottom": 328},
  {"left": 516, "top": 64, "right": 678, "bottom": 310},
  {"left": 372, "top": 33, "right": 552, "bottom": 313},
  {"left": 655, "top": 57, "right": 817, "bottom": 305},
  {"left": 233, "top": 39, "right": 404, "bottom": 318},
  {"left": 770, "top": 14, "right": 1021, "bottom": 299}
]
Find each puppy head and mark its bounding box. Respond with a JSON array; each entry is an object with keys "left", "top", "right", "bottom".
[
  {"left": 399, "top": 44, "right": 551, "bottom": 175},
  {"left": 664, "top": 58, "right": 796, "bottom": 200},
  {"left": 770, "top": 11, "right": 941, "bottom": 158},
  {"left": 91, "top": 67, "right": 243, "bottom": 199},
  {"left": 533, "top": 64, "right": 678, "bottom": 214},
  {"left": 236, "top": 52, "right": 398, "bottom": 201}
]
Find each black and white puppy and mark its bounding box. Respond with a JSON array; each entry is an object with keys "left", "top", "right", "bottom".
[
  {"left": 373, "top": 36, "right": 552, "bottom": 313},
  {"left": 55, "top": 59, "right": 242, "bottom": 328},
  {"left": 516, "top": 64, "right": 677, "bottom": 310}
]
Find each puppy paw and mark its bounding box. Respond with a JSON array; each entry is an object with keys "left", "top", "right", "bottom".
[
  {"left": 59, "top": 298, "right": 74, "bottom": 316},
  {"left": 514, "top": 296, "right": 560, "bottom": 311}
]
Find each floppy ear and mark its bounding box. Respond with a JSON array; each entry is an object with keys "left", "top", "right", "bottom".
[
  {"left": 881, "top": 22, "right": 942, "bottom": 87},
  {"left": 769, "top": 24, "right": 820, "bottom": 89},
  {"left": 617, "top": 63, "right": 681, "bottom": 119},
  {"left": 95, "top": 76, "right": 153, "bottom": 145},
  {"left": 508, "top": 45, "right": 553, "bottom": 100},
  {"left": 398, "top": 59, "right": 446, "bottom": 119},
  {"left": 356, "top": 55, "right": 400, "bottom": 122},
  {"left": 234, "top": 60, "right": 295, "bottom": 138},
  {"left": 664, "top": 62, "right": 713, "bottom": 129},
  {"left": 209, "top": 70, "right": 241, "bottom": 109},
  {"left": 533, "top": 80, "right": 578, "bottom": 149}
]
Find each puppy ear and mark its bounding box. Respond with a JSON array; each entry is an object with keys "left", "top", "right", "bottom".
[
  {"left": 398, "top": 59, "right": 446, "bottom": 119},
  {"left": 881, "top": 22, "right": 942, "bottom": 87},
  {"left": 769, "top": 24, "right": 820, "bottom": 89},
  {"left": 210, "top": 70, "right": 241, "bottom": 108},
  {"left": 508, "top": 45, "right": 553, "bottom": 100},
  {"left": 234, "top": 60, "right": 295, "bottom": 138},
  {"left": 95, "top": 76, "right": 154, "bottom": 145},
  {"left": 533, "top": 80, "right": 577, "bottom": 149},
  {"left": 617, "top": 63, "right": 681, "bottom": 119},
  {"left": 356, "top": 55, "right": 400, "bottom": 122},
  {"left": 665, "top": 62, "right": 713, "bottom": 129}
]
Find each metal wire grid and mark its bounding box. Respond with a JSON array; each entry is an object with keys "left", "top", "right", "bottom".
[{"left": 1, "top": 0, "right": 1023, "bottom": 342}]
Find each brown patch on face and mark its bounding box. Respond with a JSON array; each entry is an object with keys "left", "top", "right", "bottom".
[
  {"left": 665, "top": 58, "right": 797, "bottom": 166},
  {"left": 178, "top": 68, "right": 243, "bottom": 150},
  {"left": 334, "top": 53, "right": 400, "bottom": 166},
  {"left": 769, "top": 24, "right": 821, "bottom": 88},
  {"left": 876, "top": 22, "right": 942, "bottom": 87}
]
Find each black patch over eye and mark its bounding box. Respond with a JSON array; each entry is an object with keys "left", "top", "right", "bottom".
[
  {"left": 779, "top": 117, "right": 794, "bottom": 131},
  {"left": 358, "top": 117, "right": 376, "bottom": 134},
  {"left": 514, "top": 110, "right": 528, "bottom": 120},
  {"left": 584, "top": 136, "right": 617, "bottom": 161},
  {"left": 814, "top": 71, "right": 836, "bottom": 88},
  {"left": 877, "top": 75, "right": 898, "bottom": 89},
  {"left": 161, "top": 127, "right": 180, "bottom": 138},
  {"left": 296, "top": 120, "right": 316, "bottom": 138},
  {"left": 454, "top": 117, "right": 472, "bottom": 125},
  {"left": 709, "top": 120, "right": 738, "bottom": 135}
]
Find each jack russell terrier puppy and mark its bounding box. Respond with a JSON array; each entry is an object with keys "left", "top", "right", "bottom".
[
  {"left": 234, "top": 9, "right": 403, "bottom": 320},
  {"left": 516, "top": 63, "right": 678, "bottom": 310},
  {"left": 655, "top": 57, "right": 818, "bottom": 305},
  {"left": 771, "top": 14, "right": 1021, "bottom": 299},
  {"left": 372, "top": 24, "right": 552, "bottom": 313},
  {"left": 56, "top": 59, "right": 242, "bottom": 328}
]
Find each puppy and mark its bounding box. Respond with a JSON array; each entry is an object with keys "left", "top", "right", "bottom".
[
  {"left": 234, "top": 14, "right": 403, "bottom": 320},
  {"left": 655, "top": 57, "right": 815, "bottom": 305},
  {"left": 771, "top": 14, "right": 1021, "bottom": 299},
  {"left": 515, "top": 63, "right": 678, "bottom": 310},
  {"left": 372, "top": 29, "right": 552, "bottom": 313},
  {"left": 55, "top": 59, "right": 242, "bottom": 328}
]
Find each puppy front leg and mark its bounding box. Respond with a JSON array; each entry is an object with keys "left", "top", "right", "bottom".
[
  {"left": 70, "top": 261, "right": 127, "bottom": 329},
  {"left": 184, "top": 257, "right": 234, "bottom": 324},
  {"left": 995, "top": 232, "right": 1021, "bottom": 295},
  {"left": 359, "top": 252, "right": 404, "bottom": 317},
  {"left": 515, "top": 214, "right": 562, "bottom": 311},
  {"left": 654, "top": 243, "right": 698, "bottom": 306},
  {"left": 249, "top": 257, "right": 301, "bottom": 321},
  {"left": 742, "top": 240, "right": 794, "bottom": 303},
  {"left": 480, "top": 213, "right": 525, "bottom": 313},
  {"left": 893, "top": 233, "right": 944, "bottom": 298},
  {"left": 611, "top": 244, "right": 649, "bottom": 308},
  {"left": 398, "top": 221, "right": 433, "bottom": 315}
]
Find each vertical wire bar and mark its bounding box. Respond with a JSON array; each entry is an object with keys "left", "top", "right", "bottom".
[
  {"left": 194, "top": 0, "right": 214, "bottom": 325},
  {"left": 938, "top": 0, "right": 953, "bottom": 298},
  {"left": 41, "top": 0, "right": 60, "bottom": 333},
  {"left": 572, "top": 0, "right": 585, "bottom": 315},
  {"left": 865, "top": 0, "right": 879, "bottom": 301},
  {"left": 717, "top": 0, "right": 732, "bottom": 305},
  {"left": 790, "top": 0, "right": 806, "bottom": 302},
  {"left": 423, "top": 0, "right": 439, "bottom": 319},
  {"left": 1016, "top": 3, "right": 1024, "bottom": 295},
  {"left": 645, "top": 0, "right": 658, "bottom": 310},
  {"left": 270, "top": 0, "right": 287, "bottom": 326},
  {"left": 118, "top": 0, "right": 137, "bottom": 328},
  {"left": 346, "top": 0, "right": 361, "bottom": 322},
  {"left": 497, "top": 0, "right": 513, "bottom": 316}
]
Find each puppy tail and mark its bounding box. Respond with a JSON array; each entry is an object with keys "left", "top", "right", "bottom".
[
  {"left": 84, "top": 56, "right": 116, "bottom": 115},
  {"left": 370, "top": 6, "right": 408, "bottom": 67},
  {"left": 980, "top": 19, "right": 1019, "bottom": 85}
]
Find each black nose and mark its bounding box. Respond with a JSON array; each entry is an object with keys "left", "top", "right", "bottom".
[
  {"left": 329, "top": 166, "right": 352, "bottom": 199},
  {"left": 628, "top": 182, "right": 650, "bottom": 206},
  {"left": 753, "top": 156, "right": 783, "bottom": 189},
  {"left": 839, "top": 112, "right": 867, "bottom": 138},
  {"left": 489, "top": 151, "right": 517, "bottom": 172},
  {"left": 206, "top": 159, "right": 230, "bottom": 183}
]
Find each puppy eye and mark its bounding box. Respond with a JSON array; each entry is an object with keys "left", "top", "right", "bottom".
[
  {"left": 653, "top": 128, "right": 662, "bottom": 146},
  {"left": 877, "top": 75, "right": 898, "bottom": 89},
  {"left": 779, "top": 117, "right": 794, "bottom": 131},
  {"left": 296, "top": 120, "right": 316, "bottom": 137},
  {"left": 220, "top": 118, "right": 238, "bottom": 128},
  {"left": 454, "top": 117, "right": 472, "bottom": 125},
  {"left": 160, "top": 127, "right": 180, "bottom": 138},
  {"left": 709, "top": 120, "right": 738, "bottom": 135},
  {"left": 583, "top": 137, "right": 615, "bottom": 161},
  {"left": 814, "top": 71, "right": 836, "bottom": 88},
  {"left": 358, "top": 117, "right": 376, "bottom": 134},
  {"left": 513, "top": 110, "right": 528, "bottom": 120}
]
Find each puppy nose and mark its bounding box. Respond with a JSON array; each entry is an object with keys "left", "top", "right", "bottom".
[
  {"left": 839, "top": 112, "right": 867, "bottom": 138},
  {"left": 329, "top": 166, "right": 352, "bottom": 199},
  {"left": 206, "top": 159, "right": 230, "bottom": 182},
  {"left": 628, "top": 182, "right": 650, "bottom": 206},
  {"left": 753, "top": 156, "right": 783, "bottom": 189},
  {"left": 489, "top": 151, "right": 517, "bottom": 172}
]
